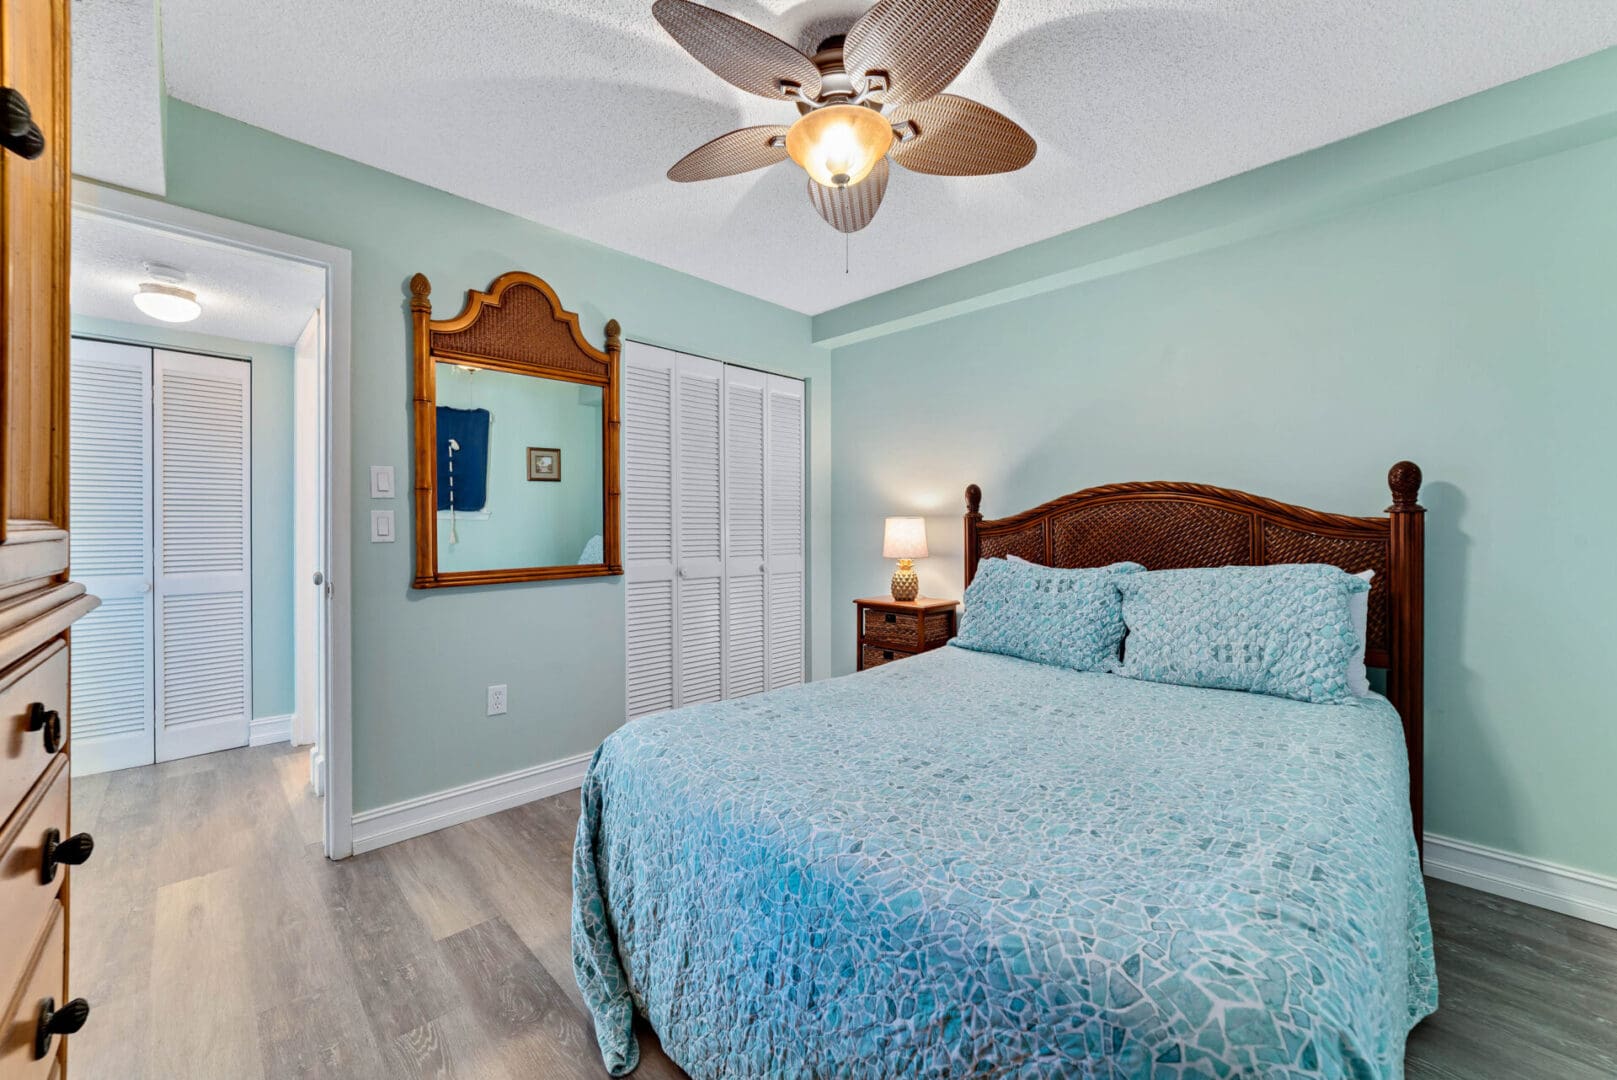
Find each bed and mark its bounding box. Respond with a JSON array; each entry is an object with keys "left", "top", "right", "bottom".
[{"left": 574, "top": 464, "right": 1436, "bottom": 1078}]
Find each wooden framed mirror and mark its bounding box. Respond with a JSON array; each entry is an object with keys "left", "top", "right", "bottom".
[{"left": 410, "top": 271, "right": 621, "bottom": 588}]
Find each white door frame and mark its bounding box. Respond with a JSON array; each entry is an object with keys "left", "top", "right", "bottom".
[
  {"left": 291, "top": 309, "right": 322, "bottom": 755},
  {"left": 73, "top": 180, "right": 357, "bottom": 859}
]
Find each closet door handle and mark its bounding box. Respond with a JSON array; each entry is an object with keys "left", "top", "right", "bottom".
[
  {"left": 26, "top": 704, "right": 61, "bottom": 755},
  {"left": 40, "top": 828, "right": 95, "bottom": 884},
  {"left": 1, "top": 88, "right": 45, "bottom": 160},
  {"left": 677, "top": 567, "right": 687, "bottom": 578},
  {"left": 33, "top": 997, "right": 90, "bottom": 1060}
]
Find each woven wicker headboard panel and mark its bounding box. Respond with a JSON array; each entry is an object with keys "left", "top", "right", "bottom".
[{"left": 963, "top": 464, "right": 1428, "bottom": 847}]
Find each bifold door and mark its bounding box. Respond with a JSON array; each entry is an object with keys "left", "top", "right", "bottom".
[
  {"left": 69, "top": 342, "right": 253, "bottom": 772},
  {"left": 623, "top": 343, "right": 805, "bottom": 719},
  {"left": 153, "top": 349, "right": 253, "bottom": 762},
  {"left": 69, "top": 339, "right": 156, "bottom": 774}
]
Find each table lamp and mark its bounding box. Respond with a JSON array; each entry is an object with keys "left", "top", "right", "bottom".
[{"left": 883, "top": 516, "right": 928, "bottom": 601}]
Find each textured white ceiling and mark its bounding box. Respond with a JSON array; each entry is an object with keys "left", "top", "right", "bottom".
[
  {"left": 153, "top": 1, "right": 1617, "bottom": 314},
  {"left": 71, "top": 0, "right": 166, "bottom": 195},
  {"left": 72, "top": 211, "right": 325, "bottom": 346}
]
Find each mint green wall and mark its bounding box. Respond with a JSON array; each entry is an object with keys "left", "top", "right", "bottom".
[
  {"left": 154, "top": 99, "right": 831, "bottom": 813},
  {"left": 433, "top": 365, "right": 604, "bottom": 571},
  {"left": 827, "top": 50, "right": 1617, "bottom": 879},
  {"left": 70, "top": 315, "right": 298, "bottom": 721}
]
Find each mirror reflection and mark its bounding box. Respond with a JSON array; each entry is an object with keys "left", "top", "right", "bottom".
[{"left": 434, "top": 362, "right": 604, "bottom": 572}]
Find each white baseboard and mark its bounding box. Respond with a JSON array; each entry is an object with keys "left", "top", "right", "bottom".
[
  {"left": 249, "top": 713, "right": 294, "bottom": 747},
  {"left": 350, "top": 750, "right": 592, "bottom": 855},
  {"left": 1424, "top": 832, "right": 1617, "bottom": 930}
]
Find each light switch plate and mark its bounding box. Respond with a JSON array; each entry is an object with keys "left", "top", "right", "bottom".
[
  {"left": 370, "top": 509, "right": 395, "bottom": 542},
  {"left": 370, "top": 465, "right": 395, "bottom": 499},
  {"left": 487, "top": 684, "right": 508, "bottom": 716}
]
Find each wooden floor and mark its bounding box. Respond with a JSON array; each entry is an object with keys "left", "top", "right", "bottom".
[{"left": 70, "top": 743, "right": 1617, "bottom": 1079}]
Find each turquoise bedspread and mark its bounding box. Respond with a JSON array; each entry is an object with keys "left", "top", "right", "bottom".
[{"left": 573, "top": 646, "right": 1437, "bottom": 1079}]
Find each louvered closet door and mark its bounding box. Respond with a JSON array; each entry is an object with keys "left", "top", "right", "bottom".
[
  {"left": 623, "top": 344, "right": 807, "bottom": 719},
  {"left": 623, "top": 344, "right": 678, "bottom": 718},
  {"left": 153, "top": 350, "right": 253, "bottom": 762},
  {"left": 68, "top": 339, "right": 156, "bottom": 775},
  {"left": 764, "top": 375, "right": 806, "bottom": 689},
  {"left": 673, "top": 353, "right": 726, "bottom": 707},
  {"left": 722, "top": 366, "right": 768, "bottom": 699}
]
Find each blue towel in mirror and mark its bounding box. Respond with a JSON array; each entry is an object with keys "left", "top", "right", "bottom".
[{"left": 436, "top": 406, "right": 489, "bottom": 511}]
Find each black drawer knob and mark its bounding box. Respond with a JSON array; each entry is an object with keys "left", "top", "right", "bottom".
[
  {"left": 1, "top": 88, "right": 45, "bottom": 160},
  {"left": 41, "top": 828, "right": 94, "bottom": 884},
  {"left": 34, "top": 997, "right": 89, "bottom": 1059},
  {"left": 27, "top": 703, "right": 62, "bottom": 755},
  {"left": 884, "top": 613, "right": 896, "bottom": 623},
  {"left": 882, "top": 650, "right": 894, "bottom": 659}
]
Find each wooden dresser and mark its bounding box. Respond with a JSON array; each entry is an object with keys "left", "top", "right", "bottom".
[
  {"left": 2, "top": 2, "right": 98, "bottom": 1076},
  {"left": 854, "top": 596, "right": 958, "bottom": 671}
]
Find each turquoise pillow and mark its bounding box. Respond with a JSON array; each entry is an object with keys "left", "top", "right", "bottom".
[
  {"left": 953, "top": 558, "right": 1145, "bottom": 671},
  {"left": 1114, "top": 564, "right": 1371, "bottom": 703}
]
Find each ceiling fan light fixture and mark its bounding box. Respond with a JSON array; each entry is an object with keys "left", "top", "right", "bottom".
[
  {"left": 786, "top": 104, "right": 893, "bottom": 188},
  {"left": 132, "top": 282, "right": 202, "bottom": 323}
]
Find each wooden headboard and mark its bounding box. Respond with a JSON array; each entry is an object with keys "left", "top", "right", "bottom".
[{"left": 964, "top": 462, "right": 1426, "bottom": 845}]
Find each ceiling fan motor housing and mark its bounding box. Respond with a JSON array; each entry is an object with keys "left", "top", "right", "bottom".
[{"left": 655, "top": 0, "right": 1033, "bottom": 233}]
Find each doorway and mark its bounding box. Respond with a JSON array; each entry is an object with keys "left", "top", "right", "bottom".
[{"left": 68, "top": 181, "right": 354, "bottom": 858}]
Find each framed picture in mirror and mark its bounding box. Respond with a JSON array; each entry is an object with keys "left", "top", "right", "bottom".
[{"left": 527, "top": 447, "right": 561, "bottom": 482}]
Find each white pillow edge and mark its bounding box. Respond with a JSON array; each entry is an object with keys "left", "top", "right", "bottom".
[{"left": 1348, "top": 569, "right": 1373, "bottom": 697}]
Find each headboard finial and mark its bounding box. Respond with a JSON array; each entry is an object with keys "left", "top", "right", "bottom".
[
  {"left": 1387, "top": 460, "right": 1422, "bottom": 510},
  {"left": 965, "top": 484, "right": 982, "bottom": 516},
  {"left": 604, "top": 318, "right": 622, "bottom": 352},
  {"left": 408, "top": 272, "right": 431, "bottom": 311}
]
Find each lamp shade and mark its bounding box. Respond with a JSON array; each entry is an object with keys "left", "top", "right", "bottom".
[
  {"left": 882, "top": 516, "right": 928, "bottom": 560},
  {"left": 786, "top": 104, "right": 894, "bottom": 189}
]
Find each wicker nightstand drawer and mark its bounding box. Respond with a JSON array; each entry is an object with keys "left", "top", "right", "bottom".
[
  {"left": 862, "top": 608, "right": 955, "bottom": 650},
  {"left": 861, "top": 644, "right": 911, "bottom": 669},
  {"left": 854, "top": 596, "right": 958, "bottom": 671}
]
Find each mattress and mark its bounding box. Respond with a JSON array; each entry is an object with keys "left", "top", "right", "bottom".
[{"left": 573, "top": 645, "right": 1437, "bottom": 1078}]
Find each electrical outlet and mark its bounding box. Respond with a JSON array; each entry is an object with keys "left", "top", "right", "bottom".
[{"left": 486, "top": 684, "right": 508, "bottom": 716}]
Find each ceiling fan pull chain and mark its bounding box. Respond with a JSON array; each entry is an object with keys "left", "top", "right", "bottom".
[{"left": 844, "top": 231, "right": 850, "bottom": 275}]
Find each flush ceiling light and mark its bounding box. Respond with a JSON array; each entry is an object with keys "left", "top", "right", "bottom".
[
  {"left": 132, "top": 264, "right": 201, "bottom": 323},
  {"left": 655, "top": 0, "right": 1035, "bottom": 234}
]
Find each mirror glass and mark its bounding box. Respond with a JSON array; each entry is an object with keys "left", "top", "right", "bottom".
[{"left": 434, "top": 362, "right": 604, "bottom": 573}]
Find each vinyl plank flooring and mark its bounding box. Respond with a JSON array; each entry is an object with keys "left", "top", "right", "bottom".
[
  {"left": 71, "top": 744, "right": 1617, "bottom": 1079},
  {"left": 455, "top": 809, "right": 584, "bottom": 1011},
  {"left": 257, "top": 984, "right": 391, "bottom": 1080},
  {"left": 151, "top": 865, "right": 265, "bottom": 1080},
  {"left": 388, "top": 1007, "right": 511, "bottom": 1080},
  {"left": 436, "top": 916, "right": 600, "bottom": 1080},
  {"left": 272, "top": 745, "right": 324, "bottom": 847},
  {"left": 382, "top": 829, "right": 496, "bottom": 942}
]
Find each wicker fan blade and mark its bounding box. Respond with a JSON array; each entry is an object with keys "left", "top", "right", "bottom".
[
  {"left": 887, "top": 94, "right": 1035, "bottom": 176},
  {"left": 652, "top": 0, "right": 822, "bottom": 100},
  {"left": 668, "top": 126, "right": 791, "bottom": 182},
  {"left": 806, "top": 158, "right": 889, "bottom": 233},
  {"left": 844, "top": 0, "right": 998, "bottom": 106}
]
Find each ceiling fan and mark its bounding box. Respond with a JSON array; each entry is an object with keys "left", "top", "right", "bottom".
[{"left": 655, "top": 0, "right": 1035, "bottom": 234}]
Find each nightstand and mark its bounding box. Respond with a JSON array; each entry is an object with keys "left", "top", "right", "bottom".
[{"left": 854, "top": 596, "right": 959, "bottom": 670}]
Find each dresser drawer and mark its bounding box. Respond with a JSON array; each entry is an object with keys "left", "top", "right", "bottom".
[
  {"left": 861, "top": 606, "right": 953, "bottom": 650},
  {"left": 0, "top": 757, "right": 68, "bottom": 1000},
  {"left": 0, "top": 641, "right": 67, "bottom": 819},
  {"left": 0, "top": 900, "right": 65, "bottom": 1079},
  {"left": 860, "top": 644, "right": 913, "bottom": 669}
]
